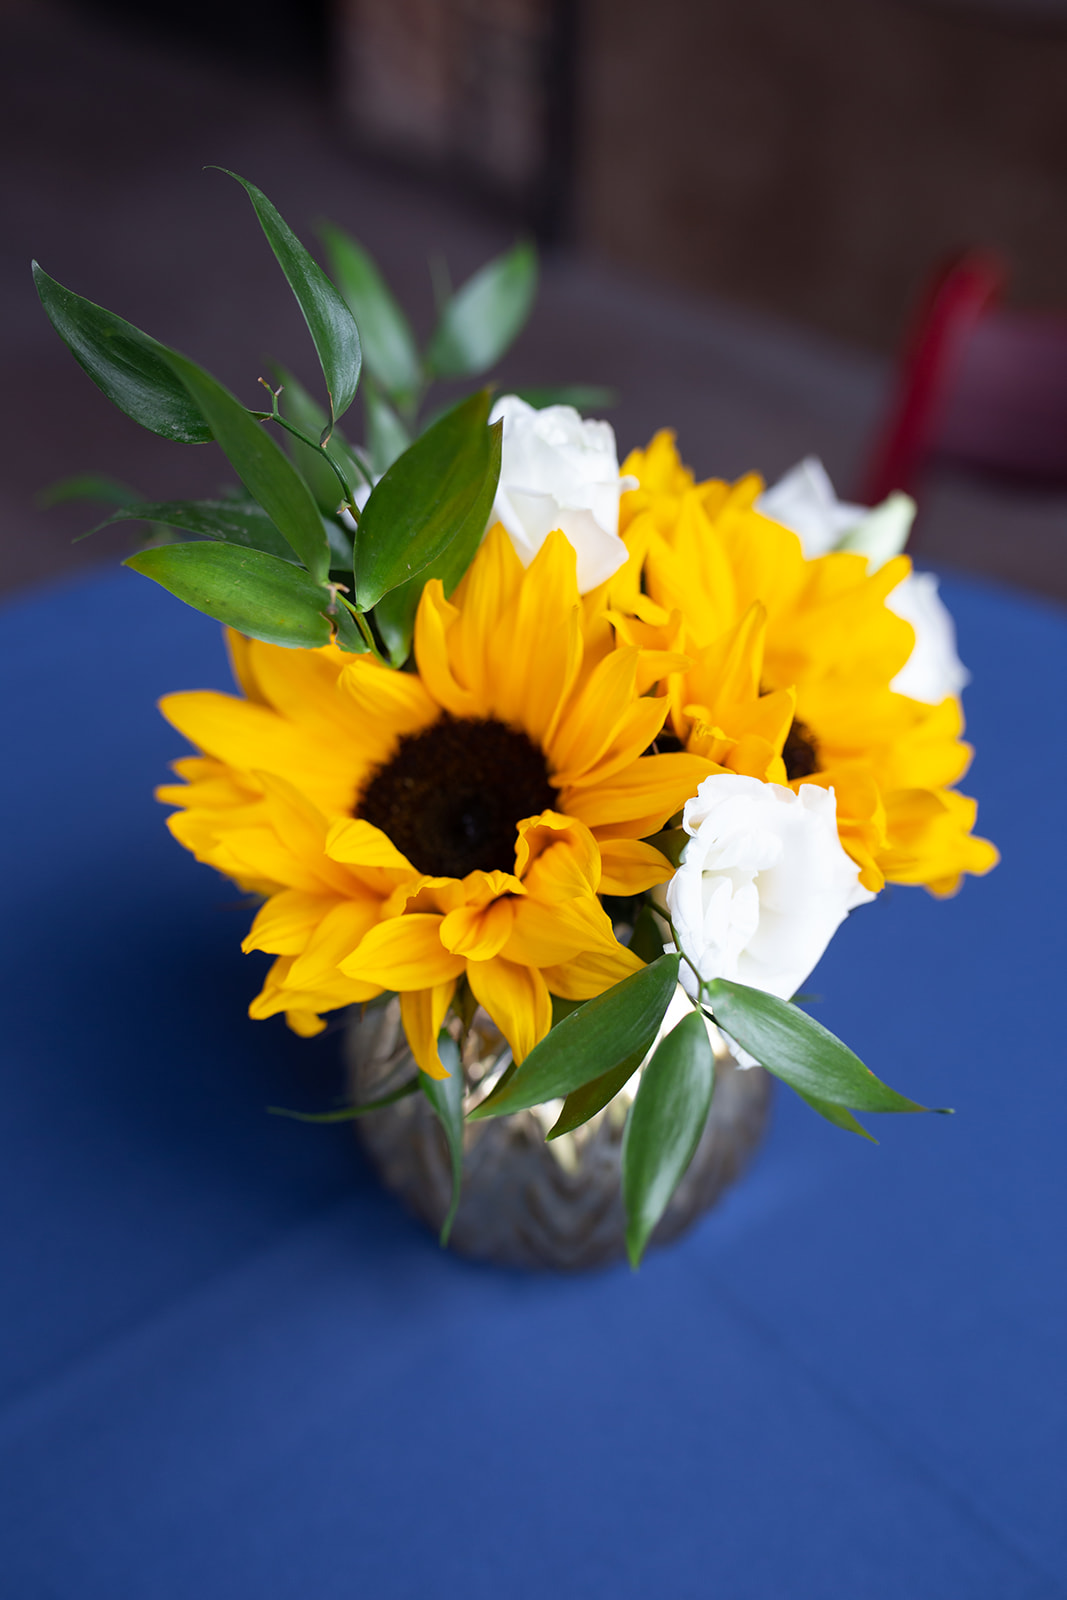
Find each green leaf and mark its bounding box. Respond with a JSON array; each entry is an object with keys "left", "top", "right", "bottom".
[
  {"left": 628, "top": 904, "right": 666, "bottom": 966},
  {"left": 271, "top": 363, "right": 365, "bottom": 515},
  {"left": 514, "top": 385, "right": 617, "bottom": 414},
  {"left": 219, "top": 170, "right": 361, "bottom": 439},
  {"left": 705, "top": 979, "right": 946, "bottom": 1114},
  {"left": 124, "top": 542, "right": 334, "bottom": 649},
  {"left": 159, "top": 349, "right": 332, "bottom": 583},
  {"left": 353, "top": 389, "right": 495, "bottom": 611},
  {"left": 38, "top": 472, "right": 141, "bottom": 509},
  {"left": 33, "top": 262, "right": 211, "bottom": 443},
  {"left": 795, "top": 1089, "right": 877, "bottom": 1143},
  {"left": 332, "top": 598, "right": 369, "bottom": 654},
  {"left": 419, "top": 1033, "right": 466, "bottom": 1245},
  {"left": 86, "top": 499, "right": 299, "bottom": 562},
  {"left": 547, "top": 1044, "right": 646, "bottom": 1140},
  {"left": 318, "top": 222, "right": 421, "bottom": 404},
  {"left": 372, "top": 417, "right": 501, "bottom": 666},
  {"left": 622, "top": 1011, "right": 715, "bottom": 1267},
  {"left": 268, "top": 1077, "right": 419, "bottom": 1121},
  {"left": 469, "top": 953, "right": 680, "bottom": 1120},
  {"left": 425, "top": 240, "right": 538, "bottom": 378},
  {"left": 364, "top": 379, "right": 412, "bottom": 476}
]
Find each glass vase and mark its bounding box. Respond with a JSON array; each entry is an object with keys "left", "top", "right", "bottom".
[{"left": 346, "top": 997, "right": 771, "bottom": 1271}]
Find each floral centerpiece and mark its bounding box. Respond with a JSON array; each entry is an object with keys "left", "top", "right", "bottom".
[{"left": 36, "top": 174, "right": 997, "bottom": 1267}]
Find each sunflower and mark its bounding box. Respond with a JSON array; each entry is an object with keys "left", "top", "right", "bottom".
[
  {"left": 609, "top": 432, "right": 998, "bottom": 896},
  {"left": 156, "top": 526, "right": 711, "bottom": 1073}
]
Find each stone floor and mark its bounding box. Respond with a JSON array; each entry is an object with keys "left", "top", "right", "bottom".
[{"left": 2, "top": 0, "right": 1064, "bottom": 603}]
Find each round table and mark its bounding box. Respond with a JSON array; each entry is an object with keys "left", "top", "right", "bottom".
[{"left": 1, "top": 565, "right": 1063, "bottom": 1599}]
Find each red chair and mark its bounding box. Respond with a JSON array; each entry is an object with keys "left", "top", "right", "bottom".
[{"left": 859, "top": 251, "right": 1067, "bottom": 505}]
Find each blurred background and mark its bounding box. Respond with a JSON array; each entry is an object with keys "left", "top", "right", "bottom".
[{"left": 2, "top": 0, "right": 1065, "bottom": 598}]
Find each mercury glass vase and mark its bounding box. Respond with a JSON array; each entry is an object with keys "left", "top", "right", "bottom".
[{"left": 345, "top": 997, "right": 772, "bottom": 1271}]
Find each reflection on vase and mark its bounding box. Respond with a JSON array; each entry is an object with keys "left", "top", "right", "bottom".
[{"left": 346, "top": 997, "right": 772, "bottom": 1272}]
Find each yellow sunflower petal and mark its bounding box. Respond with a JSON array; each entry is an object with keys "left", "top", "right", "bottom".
[
  {"left": 160, "top": 691, "right": 339, "bottom": 789},
  {"left": 412, "top": 582, "right": 478, "bottom": 717},
  {"left": 241, "top": 890, "right": 338, "bottom": 956},
  {"left": 285, "top": 1009, "right": 328, "bottom": 1038},
  {"left": 249, "top": 954, "right": 380, "bottom": 1020},
  {"left": 242, "top": 638, "right": 356, "bottom": 743},
  {"left": 563, "top": 752, "right": 715, "bottom": 831},
  {"left": 255, "top": 773, "right": 360, "bottom": 894},
  {"left": 542, "top": 940, "right": 645, "bottom": 1001},
  {"left": 439, "top": 897, "right": 516, "bottom": 960},
  {"left": 516, "top": 811, "right": 602, "bottom": 896},
  {"left": 337, "top": 655, "right": 439, "bottom": 756},
  {"left": 487, "top": 529, "right": 583, "bottom": 746},
  {"left": 400, "top": 982, "right": 458, "bottom": 1078},
  {"left": 325, "top": 817, "right": 417, "bottom": 873},
  {"left": 287, "top": 895, "right": 385, "bottom": 989},
  {"left": 225, "top": 628, "right": 269, "bottom": 704},
  {"left": 466, "top": 955, "right": 552, "bottom": 1065},
  {"left": 503, "top": 893, "right": 618, "bottom": 969},
  {"left": 338, "top": 913, "right": 465, "bottom": 989},
  {"left": 597, "top": 838, "right": 674, "bottom": 896},
  {"left": 213, "top": 826, "right": 330, "bottom": 895},
  {"left": 450, "top": 522, "right": 525, "bottom": 698},
  {"left": 547, "top": 644, "right": 641, "bottom": 781}
]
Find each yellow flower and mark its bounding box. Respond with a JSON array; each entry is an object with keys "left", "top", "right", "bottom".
[
  {"left": 156, "top": 526, "right": 710, "bottom": 1072},
  {"left": 612, "top": 433, "right": 998, "bottom": 895}
]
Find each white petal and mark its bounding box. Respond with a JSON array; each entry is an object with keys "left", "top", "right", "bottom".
[
  {"left": 756, "top": 457, "right": 865, "bottom": 557},
  {"left": 488, "top": 394, "right": 630, "bottom": 592},
  {"left": 888, "top": 572, "right": 970, "bottom": 703},
  {"left": 667, "top": 771, "right": 873, "bottom": 1004}
]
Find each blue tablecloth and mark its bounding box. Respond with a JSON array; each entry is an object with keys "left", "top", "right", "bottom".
[{"left": 1, "top": 564, "right": 1064, "bottom": 1599}]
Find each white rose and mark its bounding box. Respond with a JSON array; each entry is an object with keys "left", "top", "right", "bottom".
[
  {"left": 757, "top": 457, "right": 969, "bottom": 705},
  {"left": 756, "top": 456, "right": 872, "bottom": 557},
  {"left": 665, "top": 774, "right": 875, "bottom": 1010},
  {"left": 488, "top": 395, "right": 636, "bottom": 593},
  {"left": 883, "top": 570, "right": 970, "bottom": 703}
]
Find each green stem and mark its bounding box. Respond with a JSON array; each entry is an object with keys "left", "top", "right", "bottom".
[
  {"left": 341, "top": 596, "right": 388, "bottom": 665},
  {"left": 257, "top": 384, "right": 373, "bottom": 511},
  {"left": 661, "top": 909, "right": 709, "bottom": 1009}
]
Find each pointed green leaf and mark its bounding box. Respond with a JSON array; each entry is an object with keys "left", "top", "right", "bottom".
[
  {"left": 372, "top": 417, "right": 501, "bottom": 666},
  {"left": 364, "top": 379, "right": 412, "bottom": 476},
  {"left": 547, "top": 1043, "right": 646, "bottom": 1140},
  {"left": 268, "top": 1077, "right": 419, "bottom": 1121},
  {"left": 469, "top": 954, "right": 680, "bottom": 1120},
  {"left": 87, "top": 499, "right": 299, "bottom": 562},
  {"left": 425, "top": 241, "right": 538, "bottom": 378},
  {"left": 420, "top": 1033, "right": 466, "bottom": 1245},
  {"left": 318, "top": 222, "right": 421, "bottom": 404},
  {"left": 38, "top": 473, "right": 141, "bottom": 509},
  {"left": 352, "top": 389, "right": 495, "bottom": 610},
  {"left": 271, "top": 363, "right": 366, "bottom": 515},
  {"left": 515, "top": 385, "right": 617, "bottom": 414},
  {"left": 705, "top": 979, "right": 944, "bottom": 1114},
  {"left": 629, "top": 904, "right": 666, "bottom": 966},
  {"left": 159, "top": 350, "right": 331, "bottom": 583},
  {"left": 124, "top": 542, "right": 334, "bottom": 648},
  {"left": 33, "top": 263, "right": 211, "bottom": 443},
  {"left": 795, "top": 1089, "right": 877, "bottom": 1143},
  {"left": 622, "top": 1011, "right": 715, "bottom": 1267},
  {"left": 219, "top": 170, "right": 361, "bottom": 438}
]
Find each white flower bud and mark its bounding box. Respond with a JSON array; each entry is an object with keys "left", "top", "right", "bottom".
[
  {"left": 489, "top": 395, "right": 635, "bottom": 592},
  {"left": 665, "top": 774, "right": 874, "bottom": 1009}
]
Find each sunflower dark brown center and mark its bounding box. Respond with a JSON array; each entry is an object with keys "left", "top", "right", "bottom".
[
  {"left": 782, "top": 716, "right": 820, "bottom": 781},
  {"left": 357, "top": 715, "right": 556, "bottom": 878}
]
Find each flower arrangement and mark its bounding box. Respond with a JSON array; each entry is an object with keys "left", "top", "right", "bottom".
[{"left": 36, "top": 173, "right": 997, "bottom": 1265}]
